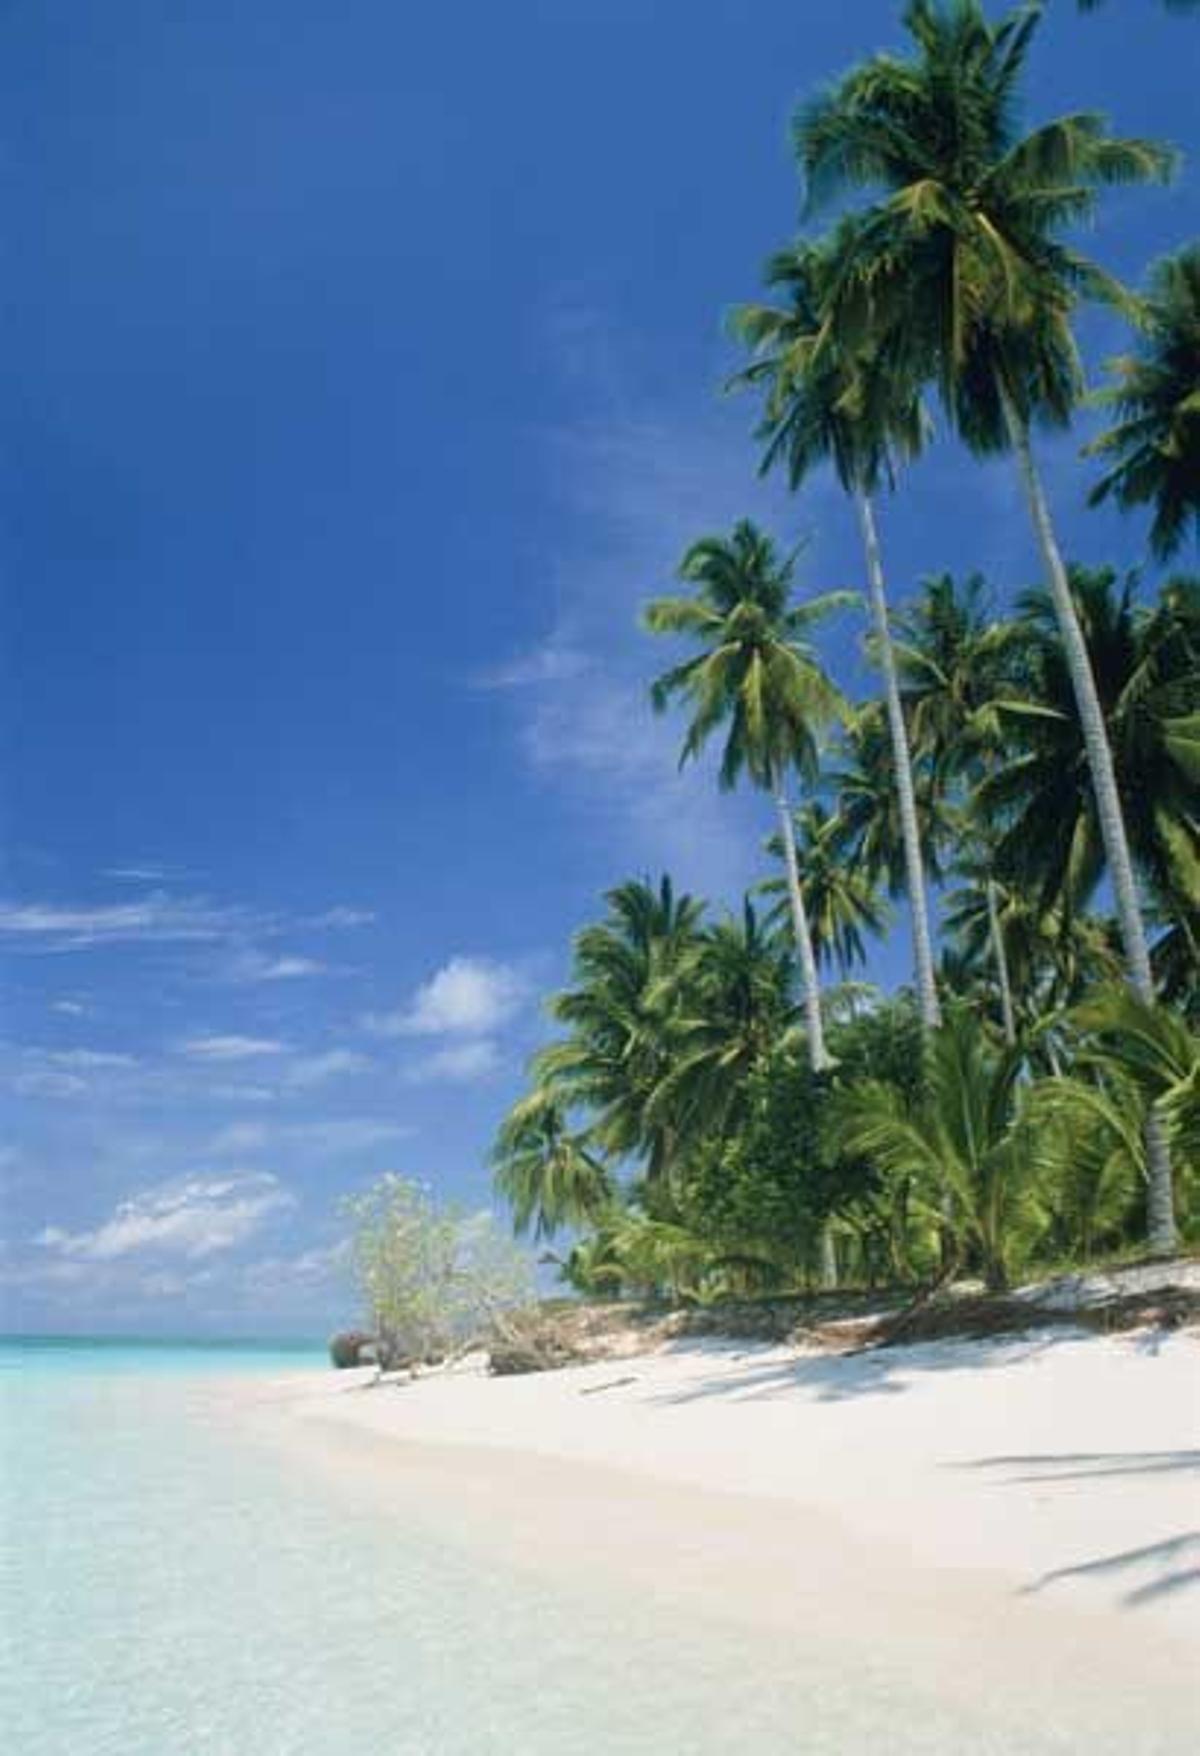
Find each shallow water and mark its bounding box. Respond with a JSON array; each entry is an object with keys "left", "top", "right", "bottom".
[{"left": 0, "top": 1340, "right": 1189, "bottom": 1754}]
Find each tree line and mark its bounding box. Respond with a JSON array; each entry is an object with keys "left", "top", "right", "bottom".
[{"left": 491, "top": 0, "right": 1198, "bottom": 1300}]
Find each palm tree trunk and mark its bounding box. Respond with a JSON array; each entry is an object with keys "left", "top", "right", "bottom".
[
  {"left": 986, "top": 879, "right": 1017, "bottom": 1046},
  {"left": 819, "top": 1222, "right": 838, "bottom": 1291},
  {"left": 854, "top": 491, "right": 942, "bottom": 1031},
  {"left": 773, "top": 779, "right": 831, "bottom": 1072},
  {"left": 1004, "top": 403, "right": 1176, "bottom": 1254}
]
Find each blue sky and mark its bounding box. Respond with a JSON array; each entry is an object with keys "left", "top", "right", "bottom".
[{"left": 3, "top": 1, "right": 1196, "bottom": 1336}]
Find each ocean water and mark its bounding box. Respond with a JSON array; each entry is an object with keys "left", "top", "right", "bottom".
[
  {"left": 0, "top": 1339, "right": 1189, "bottom": 1755},
  {"left": 0, "top": 1338, "right": 875, "bottom": 1756}
]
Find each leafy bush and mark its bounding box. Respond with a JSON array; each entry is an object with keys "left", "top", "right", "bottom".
[{"left": 341, "top": 1175, "right": 533, "bottom": 1369}]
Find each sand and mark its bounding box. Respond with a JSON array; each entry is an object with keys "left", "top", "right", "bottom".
[{"left": 214, "top": 1325, "right": 1199, "bottom": 1748}]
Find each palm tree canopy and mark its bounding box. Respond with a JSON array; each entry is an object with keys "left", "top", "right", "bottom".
[
  {"left": 828, "top": 702, "right": 956, "bottom": 896},
  {"left": 794, "top": 0, "right": 1176, "bottom": 451},
  {"left": 1087, "top": 245, "right": 1200, "bottom": 560},
  {"left": 730, "top": 231, "right": 925, "bottom": 496},
  {"left": 760, "top": 802, "right": 889, "bottom": 974},
  {"left": 644, "top": 519, "right": 853, "bottom": 791},
  {"left": 490, "top": 1092, "right": 613, "bottom": 1240},
  {"left": 894, "top": 571, "right": 1026, "bottom": 776},
  {"left": 537, "top": 876, "right": 705, "bottom": 1178},
  {"left": 646, "top": 898, "right": 798, "bottom": 1153},
  {"left": 981, "top": 569, "right": 1200, "bottom": 930}
]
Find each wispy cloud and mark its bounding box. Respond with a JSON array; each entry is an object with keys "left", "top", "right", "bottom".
[
  {"left": 471, "top": 639, "right": 592, "bottom": 690},
  {"left": 178, "top": 1034, "right": 289, "bottom": 1062},
  {"left": 471, "top": 316, "right": 817, "bottom": 904},
  {"left": 366, "top": 956, "right": 528, "bottom": 1039},
  {"left": 281, "top": 1048, "right": 372, "bottom": 1090},
  {"left": 3, "top": 1044, "right": 139, "bottom": 1101},
  {"left": 228, "top": 952, "right": 328, "bottom": 983},
  {"left": 0, "top": 895, "right": 250, "bottom": 952},
  {"left": 0, "top": 891, "right": 376, "bottom": 957},
  {"left": 206, "top": 1117, "right": 412, "bottom": 1156},
  {"left": 401, "top": 1038, "right": 502, "bottom": 1084},
  {"left": 309, "top": 906, "right": 375, "bottom": 929},
  {"left": 101, "top": 863, "right": 187, "bottom": 884},
  {"left": 35, "top": 1172, "right": 294, "bottom": 1262}
]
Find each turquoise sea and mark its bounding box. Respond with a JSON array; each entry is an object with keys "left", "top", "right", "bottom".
[{"left": 0, "top": 1338, "right": 895, "bottom": 1756}]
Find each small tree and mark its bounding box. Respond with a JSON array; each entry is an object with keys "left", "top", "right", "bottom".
[{"left": 341, "top": 1174, "right": 533, "bottom": 1370}]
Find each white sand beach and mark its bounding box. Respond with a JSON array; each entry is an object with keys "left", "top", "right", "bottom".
[{"left": 213, "top": 1323, "right": 1200, "bottom": 1749}]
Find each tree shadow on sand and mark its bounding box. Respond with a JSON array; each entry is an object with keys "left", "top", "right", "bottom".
[
  {"left": 652, "top": 1332, "right": 1070, "bottom": 1405},
  {"left": 1018, "top": 1532, "right": 1200, "bottom": 1609},
  {"left": 949, "top": 1449, "right": 1200, "bottom": 1483}
]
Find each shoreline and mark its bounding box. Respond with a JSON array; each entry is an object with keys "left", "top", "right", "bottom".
[{"left": 204, "top": 1324, "right": 1199, "bottom": 1743}]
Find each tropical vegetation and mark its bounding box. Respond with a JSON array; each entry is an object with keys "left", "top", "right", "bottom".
[{"left": 491, "top": 0, "right": 1198, "bottom": 1302}]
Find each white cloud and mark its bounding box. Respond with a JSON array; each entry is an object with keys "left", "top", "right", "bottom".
[
  {"left": 309, "top": 906, "right": 375, "bottom": 929},
  {"left": 3, "top": 1043, "right": 140, "bottom": 1101},
  {"left": 35, "top": 1172, "right": 294, "bottom": 1262},
  {"left": 367, "top": 956, "right": 527, "bottom": 1038},
  {"left": 45, "top": 1048, "right": 137, "bottom": 1070},
  {"left": 0, "top": 891, "right": 375, "bottom": 957},
  {"left": 0, "top": 894, "right": 254, "bottom": 952},
  {"left": 282, "top": 1048, "right": 372, "bottom": 1089},
  {"left": 50, "top": 998, "right": 89, "bottom": 1017},
  {"left": 472, "top": 639, "right": 592, "bottom": 690},
  {"left": 229, "top": 952, "right": 327, "bottom": 983},
  {"left": 207, "top": 1117, "right": 412, "bottom": 1156},
  {"left": 401, "top": 1039, "right": 502, "bottom": 1084},
  {"left": 205, "top": 1082, "right": 279, "bottom": 1105},
  {"left": 267, "top": 955, "right": 325, "bottom": 978},
  {"left": 240, "top": 1242, "right": 348, "bottom": 1291},
  {"left": 207, "top": 1121, "right": 272, "bottom": 1154},
  {"left": 11, "top": 1069, "right": 90, "bottom": 1100},
  {"left": 179, "top": 1034, "right": 288, "bottom": 1061},
  {"left": 101, "top": 864, "right": 183, "bottom": 883},
  {"left": 138, "top": 1268, "right": 215, "bottom": 1298}
]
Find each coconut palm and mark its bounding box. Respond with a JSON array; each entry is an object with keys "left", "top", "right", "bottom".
[
  {"left": 760, "top": 802, "right": 889, "bottom": 976},
  {"left": 795, "top": 0, "right": 1178, "bottom": 1248},
  {"left": 731, "top": 235, "right": 942, "bottom": 1029},
  {"left": 535, "top": 876, "right": 705, "bottom": 1183},
  {"left": 647, "top": 899, "right": 797, "bottom": 1162},
  {"left": 1087, "top": 246, "right": 1200, "bottom": 560},
  {"left": 827, "top": 703, "right": 955, "bottom": 903},
  {"left": 1075, "top": 987, "right": 1200, "bottom": 1176},
  {"left": 490, "top": 1092, "right": 613, "bottom": 1240},
  {"left": 895, "top": 571, "right": 1027, "bottom": 1040},
  {"left": 643, "top": 520, "right": 852, "bottom": 1069},
  {"left": 981, "top": 570, "right": 1200, "bottom": 951}
]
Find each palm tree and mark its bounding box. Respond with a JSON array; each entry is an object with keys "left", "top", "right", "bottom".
[
  {"left": 731, "top": 236, "right": 942, "bottom": 1030},
  {"left": 1075, "top": 987, "right": 1200, "bottom": 1176},
  {"left": 491, "top": 1092, "right": 613, "bottom": 1240},
  {"left": 795, "top": 0, "right": 1179, "bottom": 1249},
  {"left": 643, "top": 520, "right": 851, "bottom": 1069},
  {"left": 537, "top": 876, "right": 705, "bottom": 1182},
  {"left": 1087, "top": 246, "right": 1200, "bottom": 560},
  {"left": 835, "top": 1009, "right": 1042, "bottom": 1291},
  {"left": 760, "top": 802, "right": 888, "bottom": 976},
  {"left": 895, "top": 571, "right": 1026, "bottom": 1041},
  {"left": 981, "top": 570, "right": 1199, "bottom": 951},
  {"left": 648, "top": 898, "right": 797, "bottom": 1159},
  {"left": 827, "top": 703, "right": 955, "bottom": 910}
]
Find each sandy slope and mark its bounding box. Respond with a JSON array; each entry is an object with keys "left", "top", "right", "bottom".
[{"left": 217, "top": 1327, "right": 1199, "bottom": 1748}]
